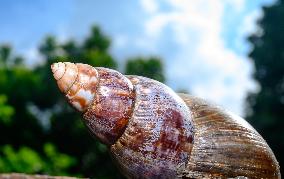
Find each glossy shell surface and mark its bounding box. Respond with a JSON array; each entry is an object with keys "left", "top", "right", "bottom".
[
  {"left": 111, "top": 76, "right": 194, "bottom": 178},
  {"left": 51, "top": 63, "right": 280, "bottom": 179},
  {"left": 83, "top": 68, "right": 135, "bottom": 145},
  {"left": 179, "top": 94, "right": 280, "bottom": 179}
]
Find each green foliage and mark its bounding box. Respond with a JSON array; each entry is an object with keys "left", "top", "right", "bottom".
[
  {"left": 43, "top": 143, "right": 77, "bottom": 175},
  {"left": 246, "top": 0, "right": 284, "bottom": 173},
  {"left": 83, "top": 50, "right": 117, "bottom": 69},
  {"left": 0, "top": 144, "right": 76, "bottom": 175},
  {"left": 84, "top": 26, "right": 111, "bottom": 52},
  {"left": 0, "top": 25, "right": 165, "bottom": 178},
  {"left": 0, "top": 45, "right": 23, "bottom": 68},
  {"left": 0, "top": 95, "right": 14, "bottom": 125},
  {"left": 39, "top": 36, "right": 58, "bottom": 60},
  {"left": 0, "top": 45, "right": 11, "bottom": 67},
  {"left": 0, "top": 145, "right": 44, "bottom": 173},
  {"left": 125, "top": 57, "right": 165, "bottom": 83}
]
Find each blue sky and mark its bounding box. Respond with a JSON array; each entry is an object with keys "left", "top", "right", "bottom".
[{"left": 0, "top": 0, "right": 275, "bottom": 115}]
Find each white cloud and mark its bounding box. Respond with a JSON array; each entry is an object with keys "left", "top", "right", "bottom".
[
  {"left": 135, "top": 0, "right": 258, "bottom": 116},
  {"left": 239, "top": 9, "right": 263, "bottom": 38},
  {"left": 140, "top": 0, "right": 158, "bottom": 14},
  {"left": 145, "top": 14, "right": 171, "bottom": 37},
  {"left": 226, "top": 0, "right": 245, "bottom": 12}
]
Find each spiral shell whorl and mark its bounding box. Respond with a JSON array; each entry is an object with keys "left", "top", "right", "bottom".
[
  {"left": 83, "top": 68, "right": 135, "bottom": 145},
  {"left": 52, "top": 63, "right": 135, "bottom": 145},
  {"left": 111, "top": 76, "right": 194, "bottom": 178},
  {"left": 51, "top": 62, "right": 99, "bottom": 112},
  {"left": 51, "top": 62, "right": 78, "bottom": 93}
]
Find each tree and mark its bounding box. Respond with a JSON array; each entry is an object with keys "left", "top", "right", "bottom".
[
  {"left": 246, "top": 0, "right": 284, "bottom": 173},
  {"left": 0, "top": 45, "right": 11, "bottom": 67},
  {"left": 83, "top": 26, "right": 111, "bottom": 52},
  {"left": 125, "top": 56, "right": 165, "bottom": 83}
]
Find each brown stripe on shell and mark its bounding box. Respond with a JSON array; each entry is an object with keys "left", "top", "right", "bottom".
[
  {"left": 111, "top": 76, "right": 194, "bottom": 179},
  {"left": 83, "top": 68, "right": 135, "bottom": 146},
  {"left": 57, "top": 62, "right": 78, "bottom": 93},
  {"left": 178, "top": 93, "right": 280, "bottom": 179},
  {"left": 65, "top": 63, "right": 99, "bottom": 112}
]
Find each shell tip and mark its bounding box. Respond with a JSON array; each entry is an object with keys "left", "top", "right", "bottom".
[{"left": 51, "top": 62, "right": 65, "bottom": 80}]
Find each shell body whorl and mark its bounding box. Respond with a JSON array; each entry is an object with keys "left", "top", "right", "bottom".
[
  {"left": 83, "top": 67, "right": 135, "bottom": 145},
  {"left": 111, "top": 76, "right": 194, "bottom": 178},
  {"left": 179, "top": 94, "right": 280, "bottom": 179}
]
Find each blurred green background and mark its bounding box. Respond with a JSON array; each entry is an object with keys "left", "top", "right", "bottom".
[{"left": 0, "top": 0, "right": 283, "bottom": 178}]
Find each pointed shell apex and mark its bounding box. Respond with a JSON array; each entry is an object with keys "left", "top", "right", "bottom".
[
  {"left": 51, "top": 62, "right": 66, "bottom": 80},
  {"left": 55, "top": 62, "right": 78, "bottom": 93}
]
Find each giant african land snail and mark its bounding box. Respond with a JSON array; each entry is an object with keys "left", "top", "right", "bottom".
[{"left": 51, "top": 62, "right": 280, "bottom": 179}]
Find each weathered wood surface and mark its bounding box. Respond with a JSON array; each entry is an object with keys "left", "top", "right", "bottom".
[{"left": 0, "top": 174, "right": 84, "bottom": 179}]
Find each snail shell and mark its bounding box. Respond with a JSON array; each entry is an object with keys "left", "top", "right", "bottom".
[{"left": 51, "top": 62, "right": 280, "bottom": 179}]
